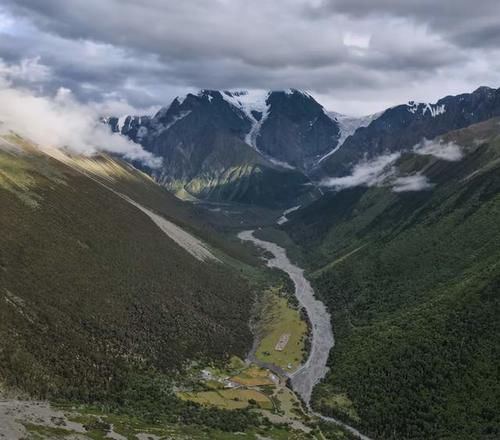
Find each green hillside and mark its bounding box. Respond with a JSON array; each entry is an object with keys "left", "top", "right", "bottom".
[
  {"left": 164, "top": 132, "right": 316, "bottom": 208},
  {"left": 0, "top": 136, "right": 255, "bottom": 405},
  {"left": 283, "top": 118, "right": 500, "bottom": 439}
]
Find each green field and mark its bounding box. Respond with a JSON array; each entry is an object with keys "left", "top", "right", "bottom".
[
  {"left": 178, "top": 389, "right": 273, "bottom": 410},
  {"left": 255, "top": 291, "right": 308, "bottom": 371},
  {"left": 231, "top": 366, "right": 275, "bottom": 386}
]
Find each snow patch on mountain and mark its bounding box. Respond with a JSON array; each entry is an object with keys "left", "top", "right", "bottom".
[
  {"left": 221, "top": 91, "right": 270, "bottom": 147},
  {"left": 174, "top": 95, "right": 188, "bottom": 106},
  {"left": 317, "top": 110, "right": 382, "bottom": 164},
  {"left": 407, "top": 101, "right": 446, "bottom": 118},
  {"left": 117, "top": 115, "right": 129, "bottom": 132},
  {"left": 284, "top": 88, "right": 313, "bottom": 99},
  {"left": 330, "top": 111, "right": 383, "bottom": 147},
  {"left": 221, "top": 90, "right": 296, "bottom": 170}
]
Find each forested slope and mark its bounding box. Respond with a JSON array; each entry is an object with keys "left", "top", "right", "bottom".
[
  {"left": 0, "top": 136, "right": 254, "bottom": 402},
  {"left": 284, "top": 118, "right": 500, "bottom": 439}
]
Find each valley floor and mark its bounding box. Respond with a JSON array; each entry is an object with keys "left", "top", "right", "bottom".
[
  {"left": 238, "top": 231, "right": 372, "bottom": 440},
  {"left": 0, "top": 229, "right": 365, "bottom": 440}
]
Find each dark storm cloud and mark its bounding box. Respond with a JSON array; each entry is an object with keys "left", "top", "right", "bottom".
[{"left": 0, "top": 0, "right": 499, "bottom": 115}]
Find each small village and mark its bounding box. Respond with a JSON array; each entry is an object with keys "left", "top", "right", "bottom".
[{"left": 177, "top": 356, "right": 313, "bottom": 435}]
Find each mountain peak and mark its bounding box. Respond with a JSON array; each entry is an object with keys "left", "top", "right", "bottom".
[
  {"left": 473, "top": 85, "right": 495, "bottom": 94},
  {"left": 153, "top": 89, "right": 317, "bottom": 122}
]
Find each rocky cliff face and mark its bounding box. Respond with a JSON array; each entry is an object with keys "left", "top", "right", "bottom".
[{"left": 256, "top": 90, "right": 340, "bottom": 169}]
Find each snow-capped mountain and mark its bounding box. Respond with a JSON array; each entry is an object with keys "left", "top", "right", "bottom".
[
  {"left": 108, "top": 89, "right": 328, "bottom": 206},
  {"left": 110, "top": 89, "right": 343, "bottom": 170},
  {"left": 108, "top": 85, "right": 500, "bottom": 204},
  {"left": 318, "top": 86, "right": 500, "bottom": 177},
  {"left": 252, "top": 90, "right": 340, "bottom": 169}
]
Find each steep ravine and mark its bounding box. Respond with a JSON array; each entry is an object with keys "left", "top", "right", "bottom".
[{"left": 238, "top": 230, "right": 373, "bottom": 440}]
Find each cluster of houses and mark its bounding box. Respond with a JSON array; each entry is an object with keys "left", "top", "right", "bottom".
[
  {"left": 201, "top": 368, "right": 240, "bottom": 389},
  {"left": 200, "top": 367, "right": 280, "bottom": 390}
]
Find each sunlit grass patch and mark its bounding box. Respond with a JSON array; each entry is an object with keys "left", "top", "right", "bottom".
[
  {"left": 231, "top": 365, "right": 275, "bottom": 386},
  {"left": 177, "top": 390, "right": 248, "bottom": 409},
  {"left": 255, "top": 292, "right": 308, "bottom": 371},
  {"left": 220, "top": 389, "right": 274, "bottom": 410},
  {"left": 177, "top": 389, "right": 273, "bottom": 410}
]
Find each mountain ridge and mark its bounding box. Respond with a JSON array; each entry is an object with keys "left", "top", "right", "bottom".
[
  {"left": 108, "top": 89, "right": 327, "bottom": 207},
  {"left": 318, "top": 85, "right": 500, "bottom": 178},
  {"left": 107, "top": 85, "right": 500, "bottom": 208}
]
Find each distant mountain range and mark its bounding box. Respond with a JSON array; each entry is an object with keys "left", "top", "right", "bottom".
[
  {"left": 318, "top": 86, "right": 500, "bottom": 178},
  {"left": 108, "top": 86, "right": 500, "bottom": 207},
  {"left": 106, "top": 89, "right": 360, "bottom": 206}
]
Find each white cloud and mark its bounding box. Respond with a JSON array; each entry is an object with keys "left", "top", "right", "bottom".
[
  {"left": 0, "top": 59, "right": 162, "bottom": 168},
  {"left": 320, "top": 152, "right": 400, "bottom": 189},
  {"left": 0, "top": 56, "right": 51, "bottom": 82},
  {"left": 343, "top": 31, "right": 371, "bottom": 49},
  {"left": 3, "top": 2, "right": 500, "bottom": 115},
  {"left": 0, "top": 10, "right": 14, "bottom": 32},
  {"left": 414, "top": 139, "right": 464, "bottom": 161},
  {"left": 320, "top": 151, "right": 437, "bottom": 192},
  {"left": 392, "top": 174, "right": 433, "bottom": 192},
  {"left": 320, "top": 135, "right": 467, "bottom": 192},
  {"left": 88, "top": 98, "right": 160, "bottom": 120}
]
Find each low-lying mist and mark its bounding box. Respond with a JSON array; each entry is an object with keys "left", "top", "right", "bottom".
[
  {"left": 0, "top": 58, "right": 161, "bottom": 168},
  {"left": 321, "top": 138, "right": 464, "bottom": 192}
]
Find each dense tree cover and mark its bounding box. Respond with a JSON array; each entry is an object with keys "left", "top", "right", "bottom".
[
  {"left": 0, "top": 150, "right": 254, "bottom": 406},
  {"left": 102, "top": 372, "right": 261, "bottom": 432},
  {"left": 319, "top": 421, "right": 360, "bottom": 440},
  {"left": 284, "top": 120, "right": 500, "bottom": 439}
]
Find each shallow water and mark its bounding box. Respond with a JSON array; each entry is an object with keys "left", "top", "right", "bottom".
[
  {"left": 238, "top": 230, "right": 334, "bottom": 404},
  {"left": 238, "top": 230, "right": 373, "bottom": 440}
]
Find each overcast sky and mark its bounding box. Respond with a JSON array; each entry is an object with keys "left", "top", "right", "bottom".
[{"left": 1, "top": 0, "right": 500, "bottom": 115}]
